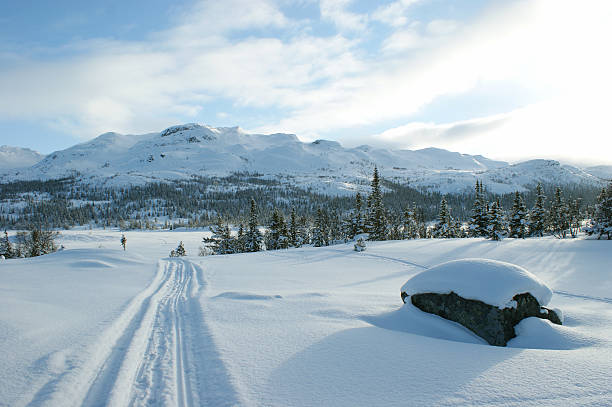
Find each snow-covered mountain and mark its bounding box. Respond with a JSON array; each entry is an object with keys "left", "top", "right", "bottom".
[
  {"left": 0, "top": 145, "right": 45, "bottom": 170},
  {"left": 584, "top": 165, "right": 612, "bottom": 181},
  {"left": 1, "top": 123, "right": 604, "bottom": 194}
]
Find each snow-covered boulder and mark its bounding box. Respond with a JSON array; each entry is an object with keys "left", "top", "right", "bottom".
[{"left": 400, "top": 259, "right": 562, "bottom": 346}]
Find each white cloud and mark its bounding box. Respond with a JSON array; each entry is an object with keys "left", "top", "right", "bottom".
[
  {"left": 0, "top": 0, "right": 611, "bottom": 165},
  {"left": 319, "top": 0, "right": 368, "bottom": 32},
  {"left": 372, "top": 0, "right": 421, "bottom": 27},
  {"left": 367, "top": 98, "right": 612, "bottom": 166}
]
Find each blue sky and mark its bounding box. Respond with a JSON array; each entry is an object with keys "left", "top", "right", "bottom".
[{"left": 0, "top": 0, "right": 611, "bottom": 165}]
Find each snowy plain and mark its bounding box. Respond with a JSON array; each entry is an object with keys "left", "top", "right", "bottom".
[{"left": 1, "top": 229, "right": 611, "bottom": 406}]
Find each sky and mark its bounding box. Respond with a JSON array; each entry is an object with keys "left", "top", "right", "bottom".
[{"left": 0, "top": 0, "right": 611, "bottom": 166}]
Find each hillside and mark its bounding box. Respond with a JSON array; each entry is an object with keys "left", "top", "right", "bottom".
[
  {"left": 0, "top": 145, "right": 45, "bottom": 170},
  {"left": 1, "top": 124, "right": 604, "bottom": 195}
]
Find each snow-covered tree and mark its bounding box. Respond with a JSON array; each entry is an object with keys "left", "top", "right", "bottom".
[
  {"left": 468, "top": 180, "right": 488, "bottom": 237},
  {"left": 288, "top": 208, "right": 299, "bottom": 247},
  {"left": 487, "top": 200, "right": 506, "bottom": 241},
  {"left": 529, "top": 183, "right": 547, "bottom": 237},
  {"left": 343, "top": 193, "right": 366, "bottom": 240},
  {"left": 549, "top": 187, "right": 569, "bottom": 238},
  {"left": 588, "top": 183, "right": 612, "bottom": 240},
  {"left": 244, "top": 199, "right": 263, "bottom": 252},
  {"left": 0, "top": 230, "right": 13, "bottom": 259},
  {"left": 15, "top": 227, "right": 59, "bottom": 257},
  {"left": 266, "top": 208, "right": 289, "bottom": 250},
  {"left": 402, "top": 203, "right": 422, "bottom": 239},
  {"left": 366, "top": 167, "right": 387, "bottom": 241},
  {"left": 567, "top": 199, "right": 581, "bottom": 238},
  {"left": 204, "top": 216, "right": 234, "bottom": 254},
  {"left": 170, "top": 241, "right": 186, "bottom": 257},
  {"left": 509, "top": 192, "right": 528, "bottom": 238},
  {"left": 312, "top": 208, "right": 329, "bottom": 247},
  {"left": 432, "top": 197, "right": 455, "bottom": 238},
  {"left": 120, "top": 234, "right": 127, "bottom": 251}
]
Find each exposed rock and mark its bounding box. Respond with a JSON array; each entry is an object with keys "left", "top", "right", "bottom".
[{"left": 405, "top": 291, "right": 562, "bottom": 346}]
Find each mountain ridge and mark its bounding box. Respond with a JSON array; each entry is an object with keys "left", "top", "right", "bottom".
[{"left": 0, "top": 123, "right": 606, "bottom": 194}]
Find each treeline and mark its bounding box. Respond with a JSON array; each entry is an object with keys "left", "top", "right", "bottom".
[
  {"left": 0, "top": 228, "right": 59, "bottom": 259},
  {"left": 0, "top": 173, "right": 601, "bottom": 231},
  {"left": 199, "top": 169, "right": 612, "bottom": 255}
]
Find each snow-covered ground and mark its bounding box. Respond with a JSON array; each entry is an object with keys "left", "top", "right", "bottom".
[{"left": 1, "top": 230, "right": 611, "bottom": 406}]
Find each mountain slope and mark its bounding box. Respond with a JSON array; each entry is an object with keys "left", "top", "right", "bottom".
[
  {"left": 1, "top": 123, "right": 604, "bottom": 194},
  {"left": 0, "top": 145, "right": 45, "bottom": 170}
]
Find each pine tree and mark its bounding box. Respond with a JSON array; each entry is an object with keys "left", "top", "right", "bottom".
[
  {"left": 175, "top": 241, "right": 186, "bottom": 256},
  {"left": 343, "top": 193, "right": 365, "bottom": 240},
  {"left": 204, "top": 216, "right": 234, "bottom": 254},
  {"left": 529, "top": 183, "right": 547, "bottom": 237},
  {"left": 549, "top": 187, "right": 569, "bottom": 238},
  {"left": 509, "top": 192, "right": 528, "bottom": 238},
  {"left": 312, "top": 208, "right": 328, "bottom": 247},
  {"left": 288, "top": 208, "right": 302, "bottom": 247},
  {"left": 469, "top": 180, "right": 488, "bottom": 237},
  {"left": 244, "top": 199, "right": 263, "bottom": 252},
  {"left": 487, "top": 200, "right": 506, "bottom": 240},
  {"left": 589, "top": 183, "right": 612, "bottom": 239},
  {"left": 266, "top": 208, "right": 289, "bottom": 250},
  {"left": 1, "top": 230, "right": 13, "bottom": 259},
  {"left": 567, "top": 199, "right": 581, "bottom": 238},
  {"left": 236, "top": 222, "right": 246, "bottom": 252},
  {"left": 170, "top": 241, "right": 186, "bottom": 257},
  {"left": 366, "top": 167, "right": 387, "bottom": 240},
  {"left": 432, "top": 197, "right": 454, "bottom": 238}
]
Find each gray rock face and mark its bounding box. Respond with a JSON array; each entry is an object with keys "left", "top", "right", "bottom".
[{"left": 403, "top": 291, "right": 562, "bottom": 346}]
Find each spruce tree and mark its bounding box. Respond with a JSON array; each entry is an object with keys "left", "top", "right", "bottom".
[
  {"left": 1, "top": 230, "right": 13, "bottom": 259},
  {"left": 549, "top": 187, "right": 569, "bottom": 238},
  {"left": 344, "top": 192, "right": 365, "bottom": 240},
  {"left": 509, "top": 191, "right": 528, "bottom": 238},
  {"left": 288, "top": 208, "right": 299, "bottom": 247},
  {"left": 366, "top": 167, "right": 387, "bottom": 240},
  {"left": 469, "top": 180, "right": 487, "bottom": 237},
  {"left": 432, "top": 197, "right": 454, "bottom": 238},
  {"left": 204, "top": 216, "right": 234, "bottom": 254},
  {"left": 236, "top": 223, "right": 246, "bottom": 252},
  {"left": 312, "top": 208, "right": 328, "bottom": 247},
  {"left": 175, "top": 241, "right": 186, "bottom": 256},
  {"left": 402, "top": 204, "right": 421, "bottom": 239},
  {"left": 266, "top": 208, "right": 289, "bottom": 250},
  {"left": 487, "top": 201, "right": 506, "bottom": 240},
  {"left": 529, "top": 183, "right": 547, "bottom": 237},
  {"left": 589, "top": 183, "right": 612, "bottom": 239},
  {"left": 244, "top": 199, "right": 263, "bottom": 252}
]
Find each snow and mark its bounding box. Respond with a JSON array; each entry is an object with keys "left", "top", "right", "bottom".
[
  {"left": 0, "top": 123, "right": 604, "bottom": 194},
  {"left": 0, "top": 145, "right": 45, "bottom": 170},
  {"left": 1, "top": 232, "right": 612, "bottom": 406},
  {"left": 400, "top": 258, "right": 553, "bottom": 308}
]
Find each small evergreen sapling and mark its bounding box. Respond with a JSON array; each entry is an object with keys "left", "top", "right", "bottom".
[{"left": 170, "top": 241, "right": 186, "bottom": 257}]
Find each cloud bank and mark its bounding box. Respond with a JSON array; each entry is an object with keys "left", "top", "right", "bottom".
[{"left": 0, "top": 0, "right": 610, "bottom": 164}]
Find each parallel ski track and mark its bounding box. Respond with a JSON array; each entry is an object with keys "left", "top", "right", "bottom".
[
  {"left": 31, "top": 258, "right": 240, "bottom": 407},
  {"left": 80, "top": 259, "right": 201, "bottom": 407}
]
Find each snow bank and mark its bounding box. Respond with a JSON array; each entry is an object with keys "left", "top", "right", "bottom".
[{"left": 401, "top": 258, "right": 553, "bottom": 308}]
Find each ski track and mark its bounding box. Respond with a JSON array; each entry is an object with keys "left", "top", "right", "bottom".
[{"left": 29, "top": 258, "right": 239, "bottom": 407}]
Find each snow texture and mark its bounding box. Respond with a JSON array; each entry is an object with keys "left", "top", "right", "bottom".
[
  {"left": 1, "top": 230, "right": 612, "bottom": 406},
  {"left": 401, "top": 258, "right": 553, "bottom": 308}
]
